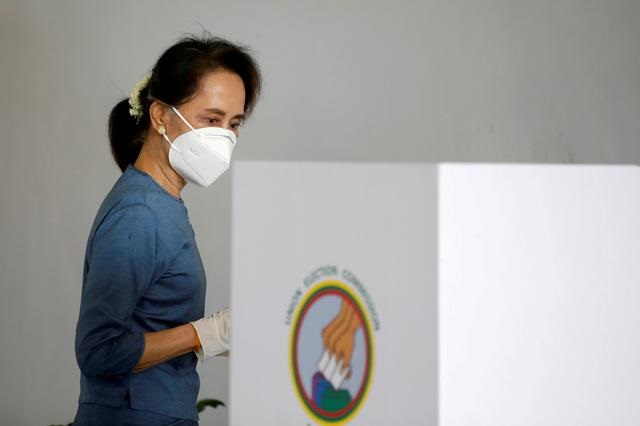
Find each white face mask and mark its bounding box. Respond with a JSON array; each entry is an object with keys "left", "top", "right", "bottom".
[{"left": 160, "top": 106, "right": 237, "bottom": 187}]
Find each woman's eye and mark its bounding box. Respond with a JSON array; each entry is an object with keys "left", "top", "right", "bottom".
[
  {"left": 231, "top": 122, "right": 243, "bottom": 130},
  {"left": 205, "top": 117, "right": 220, "bottom": 125}
]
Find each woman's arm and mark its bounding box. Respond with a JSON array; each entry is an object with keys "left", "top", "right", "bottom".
[
  {"left": 132, "top": 324, "right": 200, "bottom": 373},
  {"left": 76, "top": 204, "right": 203, "bottom": 377}
]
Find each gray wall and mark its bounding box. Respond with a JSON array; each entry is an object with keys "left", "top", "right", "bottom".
[{"left": 0, "top": 1, "right": 638, "bottom": 424}]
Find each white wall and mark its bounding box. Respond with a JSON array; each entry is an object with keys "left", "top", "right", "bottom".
[{"left": 0, "top": 1, "right": 638, "bottom": 424}]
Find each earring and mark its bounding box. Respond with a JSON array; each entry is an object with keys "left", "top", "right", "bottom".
[{"left": 157, "top": 125, "right": 166, "bottom": 135}]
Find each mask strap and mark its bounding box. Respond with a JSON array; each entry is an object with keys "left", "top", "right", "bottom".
[
  {"left": 171, "top": 106, "right": 199, "bottom": 133},
  {"left": 161, "top": 132, "right": 182, "bottom": 154}
]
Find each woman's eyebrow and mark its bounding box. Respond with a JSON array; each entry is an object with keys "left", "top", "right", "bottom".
[{"left": 203, "top": 107, "right": 245, "bottom": 120}]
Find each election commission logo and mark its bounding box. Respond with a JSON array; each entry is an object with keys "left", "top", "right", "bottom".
[{"left": 287, "top": 266, "right": 380, "bottom": 424}]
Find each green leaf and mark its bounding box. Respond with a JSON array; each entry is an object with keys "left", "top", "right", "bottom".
[{"left": 197, "top": 398, "right": 226, "bottom": 412}]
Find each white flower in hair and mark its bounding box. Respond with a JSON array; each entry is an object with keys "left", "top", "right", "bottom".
[{"left": 128, "top": 73, "right": 151, "bottom": 121}]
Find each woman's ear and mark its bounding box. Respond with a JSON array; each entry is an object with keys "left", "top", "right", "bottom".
[{"left": 149, "top": 100, "right": 168, "bottom": 134}]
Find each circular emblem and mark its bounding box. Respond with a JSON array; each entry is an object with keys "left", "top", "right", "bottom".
[{"left": 290, "top": 280, "right": 374, "bottom": 424}]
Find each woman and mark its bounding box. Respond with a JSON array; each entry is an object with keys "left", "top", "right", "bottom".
[{"left": 73, "top": 34, "right": 261, "bottom": 425}]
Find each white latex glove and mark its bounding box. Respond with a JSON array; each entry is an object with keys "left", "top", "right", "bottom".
[{"left": 190, "top": 307, "right": 230, "bottom": 362}]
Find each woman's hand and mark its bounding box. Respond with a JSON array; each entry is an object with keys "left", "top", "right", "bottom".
[
  {"left": 190, "top": 308, "right": 231, "bottom": 362},
  {"left": 132, "top": 307, "right": 230, "bottom": 372}
]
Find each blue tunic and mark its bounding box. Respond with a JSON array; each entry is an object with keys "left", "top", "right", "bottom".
[{"left": 74, "top": 165, "right": 206, "bottom": 422}]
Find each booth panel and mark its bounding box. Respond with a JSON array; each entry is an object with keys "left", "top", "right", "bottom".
[
  {"left": 439, "top": 164, "right": 640, "bottom": 426},
  {"left": 230, "top": 162, "right": 439, "bottom": 425}
]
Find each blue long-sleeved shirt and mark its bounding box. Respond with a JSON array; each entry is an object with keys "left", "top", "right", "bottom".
[{"left": 75, "top": 165, "right": 206, "bottom": 421}]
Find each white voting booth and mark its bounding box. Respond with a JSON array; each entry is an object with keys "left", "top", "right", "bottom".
[{"left": 229, "top": 162, "right": 640, "bottom": 426}]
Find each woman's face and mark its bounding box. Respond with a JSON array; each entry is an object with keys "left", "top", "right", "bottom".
[{"left": 166, "top": 69, "right": 246, "bottom": 139}]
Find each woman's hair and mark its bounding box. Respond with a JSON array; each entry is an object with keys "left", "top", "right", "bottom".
[{"left": 108, "top": 33, "right": 262, "bottom": 172}]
